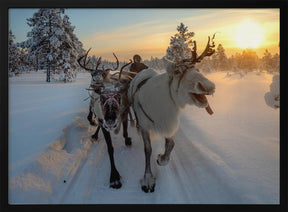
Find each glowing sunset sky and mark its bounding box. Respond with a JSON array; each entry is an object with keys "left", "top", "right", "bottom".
[{"left": 9, "top": 8, "right": 279, "bottom": 61}]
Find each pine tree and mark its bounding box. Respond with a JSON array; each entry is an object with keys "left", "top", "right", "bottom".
[
  {"left": 261, "top": 49, "right": 274, "bottom": 72},
  {"left": 213, "top": 44, "right": 229, "bottom": 70},
  {"left": 166, "top": 23, "right": 195, "bottom": 63},
  {"left": 53, "top": 14, "right": 85, "bottom": 82},
  {"left": 8, "top": 30, "right": 20, "bottom": 74},
  {"left": 20, "top": 9, "right": 84, "bottom": 82},
  {"left": 271, "top": 53, "right": 279, "bottom": 72},
  {"left": 236, "top": 49, "right": 259, "bottom": 71},
  {"left": 22, "top": 9, "right": 64, "bottom": 82},
  {"left": 8, "top": 30, "right": 28, "bottom": 76}
]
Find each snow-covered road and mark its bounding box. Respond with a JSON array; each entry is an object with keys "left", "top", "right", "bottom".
[{"left": 9, "top": 71, "right": 279, "bottom": 204}]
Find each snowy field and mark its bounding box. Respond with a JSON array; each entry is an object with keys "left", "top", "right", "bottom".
[{"left": 8, "top": 70, "right": 279, "bottom": 204}]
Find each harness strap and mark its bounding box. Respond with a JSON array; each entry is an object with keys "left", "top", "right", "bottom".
[
  {"left": 103, "top": 94, "right": 119, "bottom": 107},
  {"left": 168, "top": 76, "right": 178, "bottom": 107},
  {"left": 136, "top": 102, "right": 154, "bottom": 124},
  {"left": 131, "top": 76, "right": 155, "bottom": 125},
  {"left": 134, "top": 78, "right": 150, "bottom": 95},
  {"left": 177, "top": 69, "right": 188, "bottom": 91}
]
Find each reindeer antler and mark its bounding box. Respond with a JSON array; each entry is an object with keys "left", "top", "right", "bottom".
[
  {"left": 104, "top": 53, "right": 119, "bottom": 72},
  {"left": 118, "top": 59, "right": 133, "bottom": 80},
  {"left": 78, "top": 49, "right": 118, "bottom": 73},
  {"left": 77, "top": 48, "right": 94, "bottom": 72},
  {"left": 78, "top": 48, "right": 103, "bottom": 72},
  {"left": 182, "top": 33, "right": 216, "bottom": 65},
  {"left": 95, "top": 56, "right": 102, "bottom": 70}
]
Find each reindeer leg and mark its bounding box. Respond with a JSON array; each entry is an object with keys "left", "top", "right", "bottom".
[
  {"left": 101, "top": 126, "right": 122, "bottom": 189},
  {"left": 91, "top": 126, "right": 100, "bottom": 141},
  {"left": 157, "top": 137, "right": 175, "bottom": 166},
  {"left": 87, "top": 110, "right": 97, "bottom": 126},
  {"left": 140, "top": 129, "right": 156, "bottom": 193},
  {"left": 87, "top": 103, "right": 97, "bottom": 126},
  {"left": 122, "top": 110, "right": 132, "bottom": 146},
  {"left": 128, "top": 108, "right": 135, "bottom": 127}
]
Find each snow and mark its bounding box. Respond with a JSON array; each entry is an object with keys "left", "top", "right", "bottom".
[
  {"left": 9, "top": 70, "right": 279, "bottom": 204},
  {"left": 265, "top": 74, "right": 280, "bottom": 109}
]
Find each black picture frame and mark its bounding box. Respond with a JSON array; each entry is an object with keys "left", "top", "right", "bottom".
[{"left": 1, "top": 0, "right": 287, "bottom": 211}]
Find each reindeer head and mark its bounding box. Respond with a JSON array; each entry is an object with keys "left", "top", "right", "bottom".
[
  {"left": 78, "top": 48, "right": 119, "bottom": 88},
  {"left": 166, "top": 35, "right": 216, "bottom": 113},
  {"left": 99, "top": 87, "right": 122, "bottom": 131}
]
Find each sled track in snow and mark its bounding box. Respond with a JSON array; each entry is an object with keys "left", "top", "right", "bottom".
[
  {"left": 9, "top": 72, "right": 279, "bottom": 204},
  {"left": 10, "top": 112, "right": 244, "bottom": 203},
  {"left": 170, "top": 125, "right": 243, "bottom": 203}
]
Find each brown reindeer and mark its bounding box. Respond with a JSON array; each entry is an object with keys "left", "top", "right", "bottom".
[{"left": 78, "top": 50, "right": 133, "bottom": 188}]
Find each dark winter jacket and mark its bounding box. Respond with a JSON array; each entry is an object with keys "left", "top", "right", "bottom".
[{"left": 129, "top": 63, "right": 148, "bottom": 78}]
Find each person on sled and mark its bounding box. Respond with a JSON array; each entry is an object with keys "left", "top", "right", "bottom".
[{"left": 127, "top": 54, "right": 148, "bottom": 78}]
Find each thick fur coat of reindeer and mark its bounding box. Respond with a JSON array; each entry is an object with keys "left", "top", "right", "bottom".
[
  {"left": 78, "top": 50, "right": 132, "bottom": 188},
  {"left": 78, "top": 48, "right": 115, "bottom": 129},
  {"left": 128, "top": 36, "right": 216, "bottom": 192}
]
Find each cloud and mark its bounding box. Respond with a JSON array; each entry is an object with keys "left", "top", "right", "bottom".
[
  {"left": 82, "top": 20, "right": 175, "bottom": 59},
  {"left": 81, "top": 9, "right": 279, "bottom": 60}
]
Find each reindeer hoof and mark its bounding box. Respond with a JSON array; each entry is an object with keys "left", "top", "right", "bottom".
[
  {"left": 125, "top": 137, "right": 132, "bottom": 146},
  {"left": 87, "top": 116, "right": 97, "bottom": 126},
  {"left": 140, "top": 174, "right": 156, "bottom": 193},
  {"left": 157, "top": 153, "right": 170, "bottom": 166},
  {"left": 110, "top": 180, "right": 122, "bottom": 189},
  {"left": 90, "top": 120, "right": 97, "bottom": 126},
  {"left": 91, "top": 134, "right": 99, "bottom": 142},
  {"left": 110, "top": 172, "right": 122, "bottom": 189},
  {"left": 141, "top": 184, "right": 155, "bottom": 193}
]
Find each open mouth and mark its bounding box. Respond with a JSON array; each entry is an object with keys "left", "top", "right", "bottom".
[
  {"left": 189, "top": 93, "right": 214, "bottom": 115},
  {"left": 189, "top": 93, "right": 208, "bottom": 105},
  {"left": 103, "top": 120, "right": 119, "bottom": 131}
]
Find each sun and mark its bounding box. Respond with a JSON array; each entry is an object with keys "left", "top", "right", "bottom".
[{"left": 235, "top": 20, "right": 264, "bottom": 49}]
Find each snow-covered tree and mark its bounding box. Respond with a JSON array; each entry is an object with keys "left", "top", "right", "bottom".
[
  {"left": 195, "top": 57, "right": 214, "bottom": 73},
  {"left": 260, "top": 49, "right": 273, "bottom": 71},
  {"left": 265, "top": 74, "right": 280, "bottom": 109},
  {"left": 235, "top": 48, "right": 259, "bottom": 71},
  {"left": 8, "top": 30, "right": 20, "bottom": 74},
  {"left": 143, "top": 56, "right": 165, "bottom": 70},
  {"left": 212, "top": 44, "right": 229, "bottom": 70},
  {"left": 21, "top": 9, "right": 65, "bottom": 82},
  {"left": 52, "top": 14, "right": 85, "bottom": 82},
  {"left": 8, "top": 30, "right": 28, "bottom": 76},
  {"left": 271, "top": 53, "right": 279, "bottom": 72},
  {"left": 20, "top": 9, "right": 84, "bottom": 82},
  {"left": 260, "top": 49, "right": 279, "bottom": 73},
  {"left": 166, "top": 23, "right": 195, "bottom": 63}
]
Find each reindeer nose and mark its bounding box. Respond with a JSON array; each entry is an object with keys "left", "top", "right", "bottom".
[
  {"left": 197, "top": 82, "right": 206, "bottom": 92},
  {"left": 196, "top": 81, "right": 215, "bottom": 94}
]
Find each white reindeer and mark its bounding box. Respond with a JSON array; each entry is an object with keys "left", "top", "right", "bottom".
[{"left": 128, "top": 36, "right": 216, "bottom": 192}]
